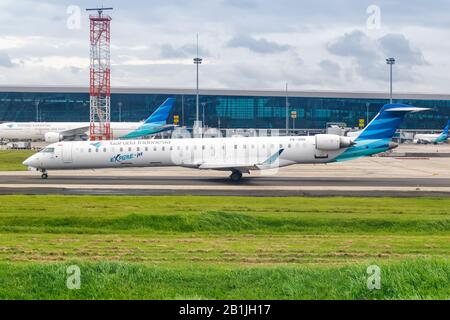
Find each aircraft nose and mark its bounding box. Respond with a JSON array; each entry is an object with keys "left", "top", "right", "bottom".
[{"left": 23, "top": 155, "right": 37, "bottom": 167}]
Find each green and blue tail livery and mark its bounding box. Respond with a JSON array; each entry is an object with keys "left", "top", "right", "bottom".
[{"left": 336, "top": 103, "right": 430, "bottom": 161}]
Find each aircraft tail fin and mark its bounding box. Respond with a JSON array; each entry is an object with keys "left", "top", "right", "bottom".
[
  {"left": 443, "top": 120, "right": 450, "bottom": 134},
  {"left": 144, "top": 98, "right": 175, "bottom": 125},
  {"left": 436, "top": 120, "right": 450, "bottom": 142},
  {"left": 355, "top": 103, "right": 430, "bottom": 141}
]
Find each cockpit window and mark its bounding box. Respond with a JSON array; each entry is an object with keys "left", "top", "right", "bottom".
[{"left": 42, "top": 147, "right": 55, "bottom": 153}]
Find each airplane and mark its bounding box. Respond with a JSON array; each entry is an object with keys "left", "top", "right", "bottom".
[
  {"left": 413, "top": 120, "right": 449, "bottom": 144},
  {"left": 0, "top": 98, "right": 175, "bottom": 142},
  {"left": 23, "top": 103, "right": 428, "bottom": 181}
]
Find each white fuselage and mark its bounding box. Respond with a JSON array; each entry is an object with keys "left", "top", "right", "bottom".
[
  {"left": 24, "top": 136, "right": 347, "bottom": 171},
  {"left": 0, "top": 122, "right": 141, "bottom": 141},
  {"left": 413, "top": 133, "right": 440, "bottom": 144}
]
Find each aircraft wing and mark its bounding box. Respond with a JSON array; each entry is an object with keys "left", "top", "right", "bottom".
[
  {"left": 197, "top": 149, "right": 284, "bottom": 172},
  {"left": 58, "top": 126, "right": 90, "bottom": 138},
  {"left": 198, "top": 163, "right": 257, "bottom": 172}
]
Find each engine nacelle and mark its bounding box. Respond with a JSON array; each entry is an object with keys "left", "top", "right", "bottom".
[
  {"left": 315, "top": 134, "right": 354, "bottom": 150},
  {"left": 44, "top": 132, "right": 63, "bottom": 143}
]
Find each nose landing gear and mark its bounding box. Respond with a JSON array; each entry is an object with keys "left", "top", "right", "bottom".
[{"left": 40, "top": 169, "right": 48, "bottom": 179}]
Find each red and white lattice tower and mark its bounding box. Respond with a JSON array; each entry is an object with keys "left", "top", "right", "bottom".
[{"left": 86, "top": 7, "right": 113, "bottom": 141}]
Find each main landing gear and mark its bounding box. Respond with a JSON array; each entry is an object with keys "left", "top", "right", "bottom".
[
  {"left": 40, "top": 169, "right": 48, "bottom": 179},
  {"left": 229, "top": 170, "right": 243, "bottom": 182}
]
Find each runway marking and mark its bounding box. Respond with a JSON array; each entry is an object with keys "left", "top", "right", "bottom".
[{"left": 1, "top": 184, "right": 450, "bottom": 193}]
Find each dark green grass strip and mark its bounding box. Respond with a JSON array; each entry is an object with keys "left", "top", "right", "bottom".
[{"left": 0, "top": 259, "right": 448, "bottom": 300}]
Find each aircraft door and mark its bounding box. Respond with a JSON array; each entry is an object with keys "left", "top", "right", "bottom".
[{"left": 62, "top": 143, "right": 73, "bottom": 163}]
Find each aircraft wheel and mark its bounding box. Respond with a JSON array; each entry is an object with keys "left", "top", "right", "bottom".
[
  {"left": 41, "top": 173, "right": 48, "bottom": 179},
  {"left": 230, "top": 171, "right": 242, "bottom": 182}
]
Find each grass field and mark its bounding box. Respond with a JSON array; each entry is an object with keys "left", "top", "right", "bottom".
[
  {"left": 0, "top": 150, "right": 35, "bottom": 171},
  {"left": 0, "top": 195, "right": 448, "bottom": 299}
]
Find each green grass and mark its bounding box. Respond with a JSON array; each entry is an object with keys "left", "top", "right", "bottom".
[
  {"left": 0, "top": 150, "right": 35, "bottom": 171},
  {"left": 0, "top": 260, "right": 448, "bottom": 299},
  {"left": 0, "top": 195, "right": 448, "bottom": 299}
]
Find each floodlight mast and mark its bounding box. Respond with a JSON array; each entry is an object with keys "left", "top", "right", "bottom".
[{"left": 386, "top": 57, "right": 395, "bottom": 104}]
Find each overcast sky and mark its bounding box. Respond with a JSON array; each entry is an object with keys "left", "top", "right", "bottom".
[{"left": 0, "top": 0, "right": 449, "bottom": 93}]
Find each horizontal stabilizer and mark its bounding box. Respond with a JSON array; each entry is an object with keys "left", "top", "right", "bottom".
[{"left": 384, "top": 107, "right": 430, "bottom": 113}]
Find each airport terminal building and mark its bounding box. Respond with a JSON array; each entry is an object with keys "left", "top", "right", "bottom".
[{"left": 0, "top": 86, "right": 449, "bottom": 130}]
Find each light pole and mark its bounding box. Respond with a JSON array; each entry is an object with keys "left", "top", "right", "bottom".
[
  {"left": 193, "top": 34, "right": 202, "bottom": 132},
  {"left": 118, "top": 101, "right": 122, "bottom": 122},
  {"left": 366, "top": 102, "right": 370, "bottom": 127},
  {"left": 386, "top": 57, "right": 395, "bottom": 103},
  {"left": 35, "top": 100, "right": 40, "bottom": 122},
  {"left": 202, "top": 102, "right": 206, "bottom": 127},
  {"left": 285, "top": 83, "right": 289, "bottom": 134},
  {"left": 181, "top": 95, "right": 184, "bottom": 127}
]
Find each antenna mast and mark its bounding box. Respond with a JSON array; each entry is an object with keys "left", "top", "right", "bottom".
[{"left": 86, "top": 7, "right": 113, "bottom": 141}]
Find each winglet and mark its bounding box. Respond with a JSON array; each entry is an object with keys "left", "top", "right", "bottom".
[{"left": 260, "top": 149, "right": 284, "bottom": 166}]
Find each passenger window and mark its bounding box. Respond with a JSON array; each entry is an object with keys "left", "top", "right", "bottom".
[
  {"left": 234, "top": 145, "right": 237, "bottom": 149},
  {"left": 280, "top": 144, "right": 283, "bottom": 148},
  {"left": 120, "top": 147, "right": 123, "bottom": 152},
  {"left": 288, "top": 144, "right": 291, "bottom": 148},
  {"left": 88, "top": 148, "right": 91, "bottom": 153},
  {"left": 202, "top": 145, "right": 205, "bottom": 150},
  {"left": 128, "top": 147, "right": 132, "bottom": 152},
  {"left": 243, "top": 145, "right": 247, "bottom": 149},
  {"left": 162, "top": 147, "right": 165, "bottom": 151},
  {"left": 153, "top": 147, "right": 157, "bottom": 151},
  {"left": 95, "top": 149, "right": 99, "bottom": 153},
  {"left": 137, "top": 147, "right": 140, "bottom": 152},
  {"left": 145, "top": 147, "right": 148, "bottom": 151},
  {"left": 103, "top": 148, "right": 106, "bottom": 152}
]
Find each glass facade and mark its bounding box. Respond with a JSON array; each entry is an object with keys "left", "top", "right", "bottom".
[{"left": 0, "top": 89, "right": 449, "bottom": 129}]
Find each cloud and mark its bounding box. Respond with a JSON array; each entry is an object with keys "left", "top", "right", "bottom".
[
  {"left": 0, "top": 51, "right": 14, "bottom": 68},
  {"left": 160, "top": 43, "right": 209, "bottom": 59},
  {"left": 221, "top": 0, "right": 257, "bottom": 9},
  {"left": 227, "top": 35, "right": 291, "bottom": 54},
  {"left": 0, "top": 1, "right": 447, "bottom": 92},
  {"left": 379, "top": 34, "right": 427, "bottom": 66},
  {"left": 327, "top": 30, "right": 378, "bottom": 59},
  {"left": 327, "top": 30, "right": 427, "bottom": 82},
  {"left": 319, "top": 60, "right": 341, "bottom": 78}
]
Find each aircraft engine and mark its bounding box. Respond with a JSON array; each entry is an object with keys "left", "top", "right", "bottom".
[
  {"left": 44, "top": 132, "right": 63, "bottom": 143},
  {"left": 315, "top": 134, "right": 354, "bottom": 150}
]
